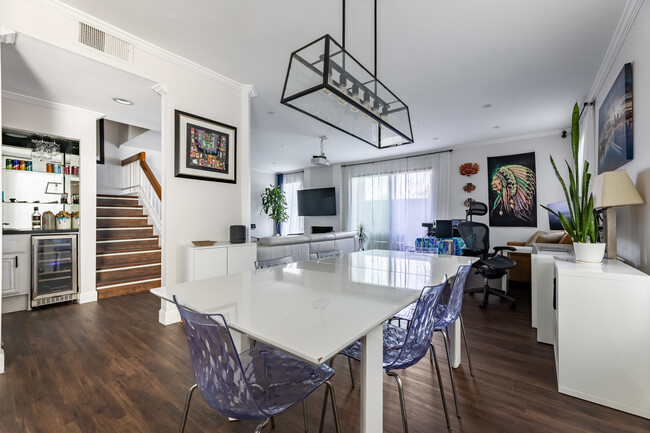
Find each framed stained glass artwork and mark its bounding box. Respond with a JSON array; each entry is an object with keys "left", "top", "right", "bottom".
[{"left": 174, "top": 110, "right": 237, "bottom": 183}]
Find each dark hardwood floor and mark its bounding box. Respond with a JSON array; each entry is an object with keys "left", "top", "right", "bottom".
[{"left": 1, "top": 276, "right": 648, "bottom": 432}]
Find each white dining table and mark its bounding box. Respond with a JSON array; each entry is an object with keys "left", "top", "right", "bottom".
[
  {"left": 151, "top": 250, "right": 471, "bottom": 432},
  {"left": 315, "top": 250, "right": 476, "bottom": 368}
]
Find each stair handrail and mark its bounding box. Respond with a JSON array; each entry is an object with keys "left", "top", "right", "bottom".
[{"left": 122, "top": 152, "right": 162, "bottom": 233}]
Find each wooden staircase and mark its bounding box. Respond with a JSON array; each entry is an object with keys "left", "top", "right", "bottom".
[{"left": 96, "top": 194, "right": 161, "bottom": 299}]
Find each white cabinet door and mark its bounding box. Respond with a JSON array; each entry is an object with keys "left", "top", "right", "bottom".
[
  {"left": 193, "top": 248, "right": 228, "bottom": 281},
  {"left": 2, "top": 256, "right": 18, "bottom": 296},
  {"left": 228, "top": 244, "right": 257, "bottom": 274}
]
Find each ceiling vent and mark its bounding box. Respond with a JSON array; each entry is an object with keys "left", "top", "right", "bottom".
[{"left": 78, "top": 22, "right": 132, "bottom": 64}]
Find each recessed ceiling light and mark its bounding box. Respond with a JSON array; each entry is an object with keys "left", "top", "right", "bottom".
[
  {"left": 113, "top": 97, "right": 133, "bottom": 105},
  {"left": 272, "top": 162, "right": 277, "bottom": 165},
  {"left": 281, "top": 145, "right": 288, "bottom": 149},
  {"left": 432, "top": 137, "right": 439, "bottom": 141},
  {"left": 483, "top": 104, "right": 493, "bottom": 109},
  {"left": 267, "top": 111, "right": 279, "bottom": 116},
  {"left": 493, "top": 126, "right": 500, "bottom": 129}
]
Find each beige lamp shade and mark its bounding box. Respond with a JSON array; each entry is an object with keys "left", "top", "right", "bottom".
[{"left": 591, "top": 170, "right": 645, "bottom": 209}]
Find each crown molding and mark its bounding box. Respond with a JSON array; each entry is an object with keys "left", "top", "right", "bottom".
[
  {"left": 450, "top": 129, "right": 566, "bottom": 151},
  {"left": 587, "top": 0, "right": 644, "bottom": 101},
  {"left": 151, "top": 83, "right": 168, "bottom": 96},
  {"left": 2, "top": 91, "right": 105, "bottom": 118},
  {"left": 0, "top": 27, "right": 17, "bottom": 44},
  {"left": 27, "top": 0, "right": 257, "bottom": 94}
]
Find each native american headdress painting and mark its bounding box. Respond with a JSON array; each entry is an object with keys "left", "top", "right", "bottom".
[{"left": 487, "top": 152, "right": 537, "bottom": 227}]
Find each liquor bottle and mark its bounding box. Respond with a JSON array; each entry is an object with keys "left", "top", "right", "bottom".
[{"left": 32, "top": 207, "right": 42, "bottom": 230}]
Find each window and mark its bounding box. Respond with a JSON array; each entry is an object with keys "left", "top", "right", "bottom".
[{"left": 344, "top": 153, "right": 450, "bottom": 251}]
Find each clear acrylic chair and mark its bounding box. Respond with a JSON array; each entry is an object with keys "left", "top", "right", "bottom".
[
  {"left": 317, "top": 250, "right": 343, "bottom": 259},
  {"left": 174, "top": 297, "right": 341, "bottom": 433},
  {"left": 390, "top": 263, "right": 474, "bottom": 422},
  {"left": 337, "top": 281, "right": 448, "bottom": 433},
  {"left": 254, "top": 255, "right": 293, "bottom": 269}
]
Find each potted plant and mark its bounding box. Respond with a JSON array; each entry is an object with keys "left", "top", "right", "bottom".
[
  {"left": 542, "top": 103, "right": 606, "bottom": 263},
  {"left": 356, "top": 222, "right": 368, "bottom": 251},
  {"left": 261, "top": 184, "right": 289, "bottom": 236}
]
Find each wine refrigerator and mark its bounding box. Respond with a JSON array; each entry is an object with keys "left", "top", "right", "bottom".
[{"left": 31, "top": 234, "right": 78, "bottom": 307}]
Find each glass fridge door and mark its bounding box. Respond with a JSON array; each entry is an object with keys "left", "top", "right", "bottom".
[{"left": 32, "top": 235, "right": 78, "bottom": 301}]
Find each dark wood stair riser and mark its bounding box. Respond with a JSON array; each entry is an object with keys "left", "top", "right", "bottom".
[
  {"left": 97, "top": 198, "right": 140, "bottom": 207},
  {"left": 97, "top": 218, "right": 149, "bottom": 228},
  {"left": 97, "top": 279, "right": 161, "bottom": 299},
  {"left": 96, "top": 240, "right": 160, "bottom": 254},
  {"left": 96, "top": 265, "right": 161, "bottom": 286},
  {"left": 96, "top": 228, "right": 154, "bottom": 240},
  {"left": 97, "top": 207, "right": 146, "bottom": 217},
  {"left": 96, "top": 251, "right": 161, "bottom": 269}
]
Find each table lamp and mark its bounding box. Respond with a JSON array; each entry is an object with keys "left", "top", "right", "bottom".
[{"left": 591, "top": 170, "right": 644, "bottom": 259}]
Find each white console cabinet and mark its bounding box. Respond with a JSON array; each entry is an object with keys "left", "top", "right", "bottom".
[
  {"left": 554, "top": 258, "right": 650, "bottom": 418},
  {"left": 158, "top": 242, "right": 257, "bottom": 326},
  {"left": 531, "top": 243, "right": 572, "bottom": 344},
  {"left": 178, "top": 242, "right": 257, "bottom": 283}
]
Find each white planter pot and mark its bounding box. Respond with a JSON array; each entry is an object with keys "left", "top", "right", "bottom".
[{"left": 573, "top": 242, "right": 606, "bottom": 264}]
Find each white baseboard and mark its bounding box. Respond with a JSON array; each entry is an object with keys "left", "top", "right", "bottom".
[{"left": 78, "top": 290, "right": 98, "bottom": 304}]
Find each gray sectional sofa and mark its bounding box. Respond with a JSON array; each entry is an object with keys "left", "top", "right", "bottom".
[{"left": 255, "top": 231, "right": 359, "bottom": 262}]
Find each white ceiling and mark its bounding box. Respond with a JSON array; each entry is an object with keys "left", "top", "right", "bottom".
[
  {"left": 1, "top": 34, "right": 160, "bottom": 131},
  {"left": 13, "top": 1, "right": 629, "bottom": 172}
]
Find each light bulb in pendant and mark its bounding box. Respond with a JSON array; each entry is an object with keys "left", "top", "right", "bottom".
[
  {"left": 337, "top": 96, "right": 347, "bottom": 105},
  {"left": 322, "top": 88, "right": 332, "bottom": 96}
]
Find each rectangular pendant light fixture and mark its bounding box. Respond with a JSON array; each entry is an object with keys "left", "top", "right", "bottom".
[{"left": 280, "top": 34, "right": 414, "bottom": 149}]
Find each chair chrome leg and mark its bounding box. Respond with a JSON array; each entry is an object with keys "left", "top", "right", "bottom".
[
  {"left": 459, "top": 314, "right": 474, "bottom": 377},
  {"left": 440, "top": 329, "right": 461, "bottom": 418},
  {"left": 255, "top": 418, "right": 270, "bottom": 433},
  {"left": 178, "top": 384, "right": 197, "bottom": 433},
  {"left": 319, "top": 380, "right": 330, "bottom": 433},
  {"left": 319, "top": 381, "right": 341, "bottom": 433},
  {"left": 386, "top": 371, "right": 408, "bottom": 433},
  {"left": 430, "top": 343, "right": 451, "bottom": 429},
  {"left": 347, "top": 357, "right": 356, "bottom": 387},
  {"left": 303, "top": 401, "right": 309, "bottom": 432},
  {"left": 326, "top": 380, "right": 342, "bottom": 433}
]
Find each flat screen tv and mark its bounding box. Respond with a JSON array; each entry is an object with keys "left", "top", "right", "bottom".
[
  {"left": 546, "top": 201, "right": 573, "bottom": 230},
  {"left": 297, "top": 187, "right": 336, "bottom": 216}
]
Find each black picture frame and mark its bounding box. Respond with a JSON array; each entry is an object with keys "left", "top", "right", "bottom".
[
  {"left": 97, "top": 118, "right": 105, "bottom": 165},
  {"left": 487, "top": 152, "right": 537, "bottom": 227},
  {"left": 174, "top": 110, "right": 237, "bottom": 184}
]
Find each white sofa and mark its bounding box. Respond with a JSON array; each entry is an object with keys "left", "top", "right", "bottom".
[{"left": 256, "top": 231, "right": 359, "bottom": 262}]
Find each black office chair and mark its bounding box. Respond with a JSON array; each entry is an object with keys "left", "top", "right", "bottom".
[{"left": 457, "top": 201, "right": 517, "bottom": 309}]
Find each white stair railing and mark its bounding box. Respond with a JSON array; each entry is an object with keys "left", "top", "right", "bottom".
[{"left": 122, "top": 153, "right": 162, "bottom": 234}]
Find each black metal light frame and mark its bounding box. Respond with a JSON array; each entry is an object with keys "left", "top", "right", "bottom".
[{"left": 280, "top": 33, "right": 414, "bottom": 149}]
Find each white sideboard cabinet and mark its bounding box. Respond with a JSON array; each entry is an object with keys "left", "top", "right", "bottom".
[
  {"left": 2, "top": 234, "right": 31, "bottom": 313},
  {"left": 554, "top": 258, "right": 650, "bottom": 419},
  {"left": 178, "top": 242, "right": 257, "bottom": 283}
]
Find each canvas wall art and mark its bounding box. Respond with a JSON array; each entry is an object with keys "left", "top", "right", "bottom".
[
  {"left": 487, "top": 152, "right": 537, "bottom": 227},
  {"left": 174, "top": 110, "right": 237, "bottom": 183},
  {"left": 598, "top": 62, "right": 633, "bottom": 174}
]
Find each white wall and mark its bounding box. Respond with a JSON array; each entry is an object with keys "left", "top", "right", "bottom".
[
  {"left": 593, "top": 1, "right": 650, "bottom": 273},
  {"left": 250, "top": 169, "right": 275, "bottom": 238},
  {"left": 2, "top": 96, "right": 99, "bottom": 305},
  {"left": 303, "top": 165, "right": 344, "bottom": 234},
  {"left": 97, "top": 124, "right": 161, "bottom": 196},
  {"left": 450, "top": 134, "right": 572, "bottom": 248},
  {"left": 0, "top": 0, "right": 252, "bottom": 293}
]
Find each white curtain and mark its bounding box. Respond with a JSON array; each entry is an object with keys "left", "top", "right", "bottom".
[
  {"left": 343, "top": 152, "right": 450, "bottom": 251},
  {"left": 282, "top": 171, "right": 304, "bottom": 235}
]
